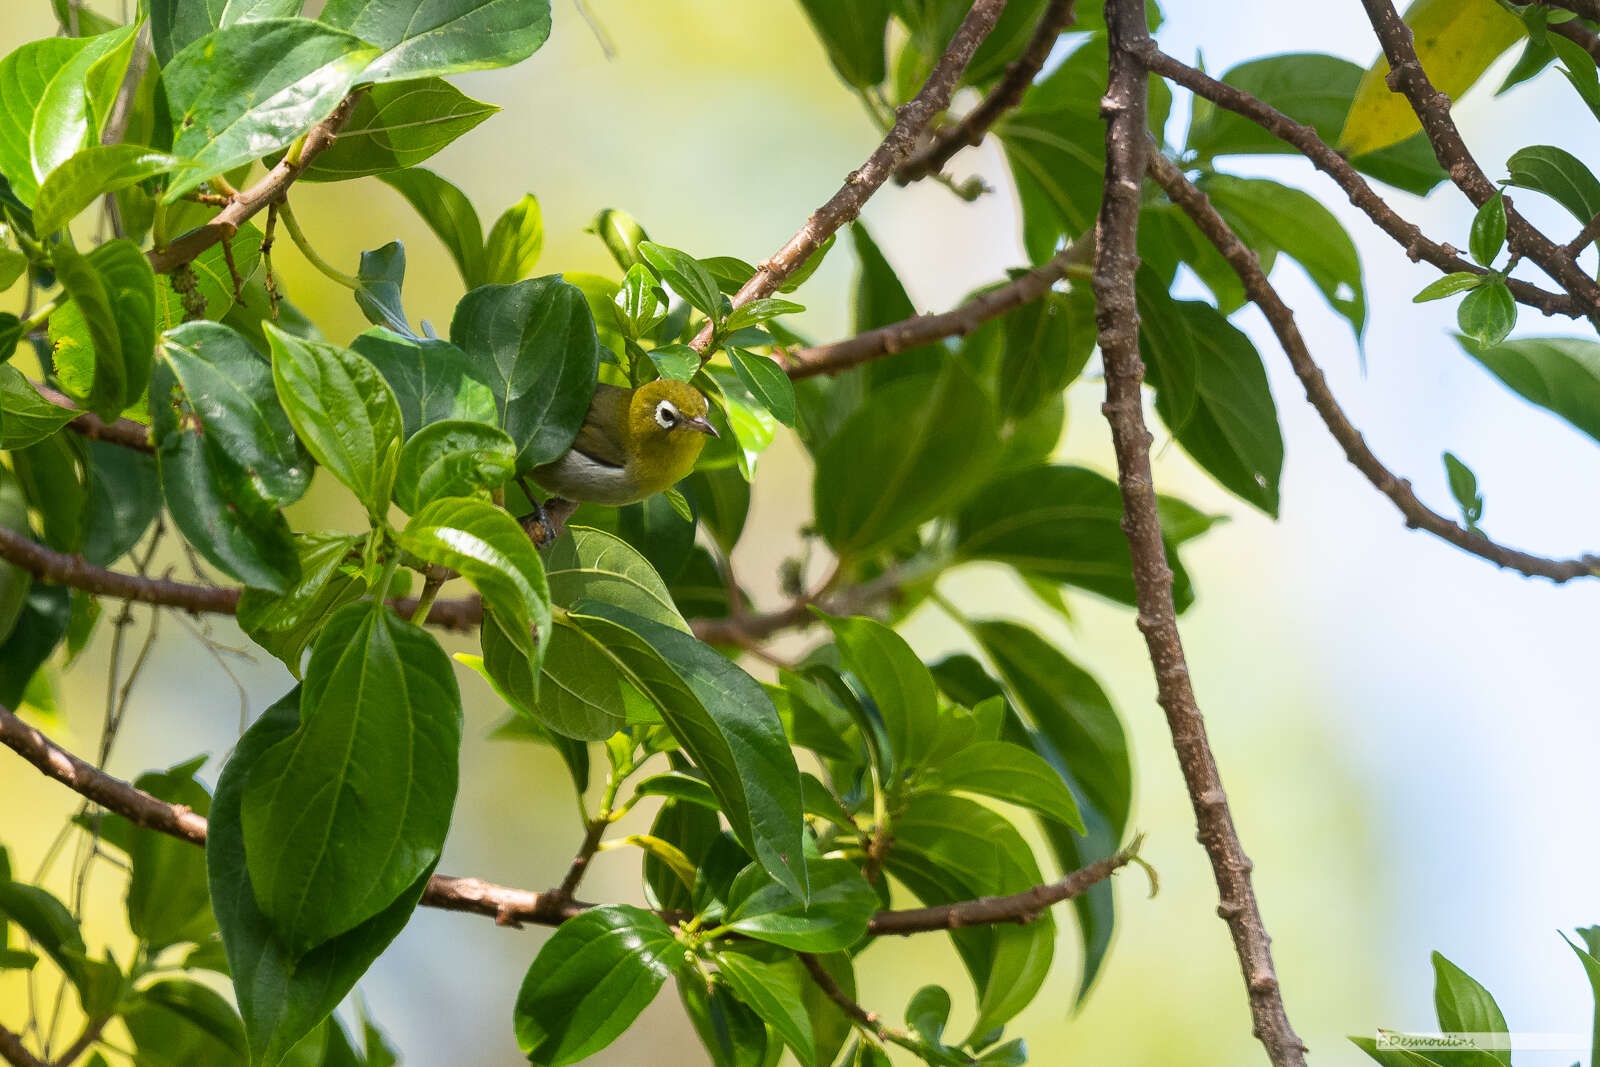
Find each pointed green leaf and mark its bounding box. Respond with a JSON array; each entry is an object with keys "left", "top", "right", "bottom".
[
  {"left": 33, "top": 145, "right": 184, "bottom": 235},
  {"left": 392, "top": 420, "right": 515, "bottom": 514},
  {"left": 298, "top": 78, "right": 497, "bottom": 181},
  {"left": 349, "top": 327, "right": 496, "bottom": 440},
  {"left": 319, "top": 0, "right": 552, "bottom": 83},
  {"left": 482, "top": 194, "right": 544, "bottom": 285},
  {"left": 378, "top": 168, "right": 485, "bottom": 288}
]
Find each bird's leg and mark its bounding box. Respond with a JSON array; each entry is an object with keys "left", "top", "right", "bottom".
[{"left": 516, "top": 479, "right": 578, "bottom": 548}]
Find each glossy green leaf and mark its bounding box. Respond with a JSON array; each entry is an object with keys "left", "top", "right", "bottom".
[
  {"left": 796, "top": 0, "right": 890, "bottom": 87},
  {"left": 449, "top": 275, "right": 602, "bottom": 471},
  {"left": 0, "top": 366, "right": 75, "bottom": 448},
  {"left": 545, "top": 525, "right": 687, "bottom": 631},
  {"left": 378, "top": 168, "right": 485, "bottom": 288},
  {"left": 0, "top": 38, "right": 96, "bottom": 204},
  {"left": 589, "top": 207, "right": 649, "bottom": 273},
  {"left": 906, "top": 985, "right": 951, "bottom": 1046},
  {"left": 821, "top": 613, "right": 939, "bottom": 777},
  {"left": 1456, "top": 334, "right": 1600, "bottom": 444},
  {"left": 1432, "top": 952, "right": 1510, "bottom": 1066},
  {"left": 80, "top": 439, "right": 158, "bottom": 566},
  {"left": 513, "top": 904, "right": 683, "bottom": 1067},
  {"left": 236, "top": 532, "right": 367, "bottom": 675},
  {"left": 814, "top": 360, "right": 998, "bottom": 556},
  {"left": 679, "top": 976, "right": 769, "bottom": 1067},
  {"left": 639, "top": 242, "right": 724, "bottom": 325},
  {"left": 926, "top": 740, "right": 1084, "bottom": 831},
  {"left": 350, "top": 241, "right": 411, "bottom": 337},
  {"left": 725, "top": 856, "right": 876, "bottom": 952},
  {"left": 1413, "top": 272, "right": 1484, "bottom": 303},
  {"left": 1503, "top": 144, "right": 1600, "bottom": 226},
  {"left": 1560, "top": 930, "right": 1600, "bottom": 1067},
  {"left": 162, "top": 20, "right": 379, "bottom": 200},
  {"left": 10, "top": 432, "right": 86, "bottom": 553},
  {"left": 613, "top": 262, "right": 667, "bottom": 340},
  {"left": 51, "top": 238, "right": 154, "bottom": 420},
  {"left": 1552, "top": 34, "right": 1600, "bottom": 122},
  {"left": 123, "top": 979, "right": 249, "bottom": 1065},
  {"left": 728, "top": 348, "right": 796, "bottom": 427},
  {"left": 1442, "top": 451, "right": 1483, "bottom": 528},
  {"left": 723, "top": 298, "right": 804, "bottom": 335},
  {"left": 154, "top": 223, "right": 266, "bottom": 330},
  {"left": 392, "top": 420, "right": 515, "bottom": 513},
  {"left": 648, "top": 342, "right": 701, "bottom": 383},
  {"left": 956, "top": 464, "right": 1196, "bottom": 610},
  {"left": 29, "top": 26, "right": 135, "bottom": 197},
  {"left": 1456, "top": 281, "right": 1516, "bottom": 347},
  {"left": 299, "top": 78, "right": 497, "bottom": 181},
  {"left": 1340, "top": 0, "right": 1524, "bottom": 156},
  {"left": 267, "top": 323, "right": 402, "bottom": 516},
  {"left": 127, "top": 759, "right": 216, "bottom": 950},
  {"left": 349, "top": 328, "right": 496, "bottom": 440},
  {"left": 578, "top": 603, "right": 808, "bottom": 901},
  {"left": 240, "top": 604, "right": 461, "bottom": 958},
  {"left": 150, "top": 0, "right": 305, "bottom": 66},
  {"left": 209, "top": 690, "right": 434, "bottom": 1066},
  {"left": 634, "top": 773, "right": 719, "bottom": 810},
  {"left": 1137, "top": 276, "right": 1283, "bottom": 515},
  {"left": 482, "top": 194, "right": 544, "bottom": 285},
  {"left": 400, "top": 496, "right": 550, "bottom": 671},
  {"left": 33, "top": 145, "right": 184, "bottom": 235},
  {"left": 319, "top": 0, "right": 552, "bottom": 83},
  {"left": 0, "top": 866, "right": 91, "bottom": 997},
  {"left": 1469, "top": 192, "right": 1507, "bottom": 267},
  {"left": 713, "top": 949, "right": 815, "bottom": 1066}
]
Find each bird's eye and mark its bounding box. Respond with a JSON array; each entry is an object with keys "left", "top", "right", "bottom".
[{"left": 655, "top": 402, "right": 678, "bottom": 429}]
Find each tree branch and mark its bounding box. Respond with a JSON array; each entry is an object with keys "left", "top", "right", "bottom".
[
  {"left": 893, "top": 0, "right": 1077, "bottom": 185},
  {"left": 0, "top": 1023, "right": 46, "bottom": 1067},
  {"left": 1096, "top": 3, "right": 1305, "bottom": 1064},
  {"left": 690, "top": 0, "right": 1011, "bottom": 356},
  {"left": 780, "top": 231, "right": 1093, "bottom": 380},
  {"left": 145, "top": 93, "right": 363, "bottom": 276},
  {"left": 1358, "top": 0, "right": 1600, "bottom": 326},
  {"left": 0, "top": 704, "right": 1133, "bottom": 936},
  {"left": 31, "top": 381, "right": 153, "bottom": 454},
  {"left": 1145, "top": 153, "right": 1599, "bottom": 582},
  {"left": 1138, "top": 45, "right": 1583, "bottom": 320}
]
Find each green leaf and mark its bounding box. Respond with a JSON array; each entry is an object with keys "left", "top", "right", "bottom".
[
  {"left": 126, "top": 759, "right": 216, "bottom": 950},
  {"left": 513, "top": 904, "right": 682, "bottom": 1067},
  {"left": 162, "top": 20, "right": 379, "bottom": 201},
  {"left": 820, "top": 613, "right": 939, "bottom": 777},
  {"left": 449, "top": 275, "right": 602, "bottom": 471},
  {"left": 353, "top": 241, "right": 412, "bottom": 336},
  {"left": 614, "top": 262, "right": 667, "bottom": 340},
  {"left": 482, "top": 194, "right": 544, "bottom": 285},
  {"left": 154, "top": 223, "right": 266, "bottom": 329},
  {"left": 1503, "top": 144, "right": 1600, "bottom": 227},
  {"left": 51, "top": 238, "right": 155, "bottom": 421},
  {"left": 906, "top": 985, "right": 951, "bottom": 1046},
  {"left": 1456, "top": 281, "right": 1516, "bottom": 347},
  {"left": 725, "top": 856, "right": 876, "bottom": 952},
  {"left": 1432, "top": 952, "right": 1510, "bottom": 1066},
  {"left": 589, "top": 207, "right": 649, "bottom": 273},
  {"left": 0, "top": 37, "right": 96, "bottom": 204},
  {"left": 33, "top": 145, "right": 184, "bottom": 235},
  {"left": 639, "top": 242, "right": 724, "bottom": 325},
  {"left": 634, "top": 773, "right": 719, "bottom": 810},
  {"left": 153, "top": 322, "right": 304, "bottom": 592},
  {"left": 0, "top": 366, "right": 76, "bottom": 448},
  {"left": 684, "top": 468, "right": 749, "bottom": 554},
  {"left": 1455, "top": 334, "right": 1600, "bottom": 445},
  {"left": 150, "top": 0, "right": 305, "bottom": 66},
  {"left": 925, "top": 740, "right": 1084, "bottom": 831},
  {"left": 0, "top": 871, "right": 89, "bottom": 997},
  {"left": 713, "top": 949, "right": 815, "bottom": 1066},
  {"left": 319, "top": 0, "right": 552, "bottom": 83},
  {"left": 1137, "top": 275, "right": 1283, "bottom": 516},
  {"left": 545, "top": 525, "right": 687, "bottom": 631},
  {"left": 1560, "top": 930, "right": 1600, "bottom": 1067},
  {"left": 267, "top": 323, "right": 403, "bottom": 517},
  {"left": 723, "top": 298, "right": 804, "bottom": 335},
  {"left": 1413, "top": 272, "right": 1484, "bottom": 303},
  {"left": 648, "top": 342, "right": 701, "bottom": 383},
  {"left": 1469, "top": 192, "right": 1506, "bottom": 267},
  {"left": 1553, "top": 33, "right": 1600, "bottom": 122},
  {"left": 30, "top": 25, "right": 136, "bottom": 198},
  {"left": 349, "top": 328, "right": 496, "bottom": 439},
  {"left": 849, "top": 223, "right": 941, "bottom": 388},
  {"left": 578, "top": 603, "right": 808, "bottom": 901},
  {"left": 10, "top": 433, "right": 86, "bottom": 552},
  {"left": 679, "top": 976, "right": 769, "bottom": 1067},
  {"left": 240, "top": 604, "right": 461, "bottom": 958},
  {"left": 236, "top": 532, "right": 367, "bottom": 675},
  {"left": 123, "top": 979, "right": 248, "bottom": 1066},
  {"left": 995, "top": 288, "right": 1094, "bottom": 420},
  {"left": 814, "top": 360, "right": 999, "bottom": 557},
  {"left": 0, "top": 314, "right": 18, "bottom": 362},
  {"left": 955, "top": 464, "right": 1197, "bottom": 611},
  {"left": 78, "top": 439, "right": 155, "bottom": 569},
  {"left": 1200, "top": 174, "right": 1366, "bottom": 341},
  {"left": 1442, "top": 451, "right": 1483, "bottom": 528},
  {"left": 298, "top": 78, "right": 497, "bottom": 181},
  {"left": 728, "top": 348, "right": 797, "bottom": 427},
  {"left": 378, "top": 168, "right": 485, "bottom": 288},
  {"left": 399, "top": 496, "right": 550, "bottom": 673},
  {"left": 210, "top": 690, "right": 434, "bottom": 1066},
  {"left": 795, "top": 0, "right": 890, "bottom": 87},
  {"left": 392, "top": 420, "right": 515, "bottom": 513},
  {"left": 1339, "top": 0, "right": 1525, "bottom": 156},
  {"left": 0, "top": 583, "right": 71, "bottom": 710}
]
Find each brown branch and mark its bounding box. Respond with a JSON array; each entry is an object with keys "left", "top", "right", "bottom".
[
  {"left": 0, "top": 703, "right": 1138, "bottom": 938},
  {"left": 47, "top": 1018, "right": 108, "bottom": 1067},
  {"left": 1097, "top": 3, "right": 1306, "bottom": 1064},
  {"left": 894, "top": 0, "right": 1077, "bottom": 184},
  {"left": 31, "top": 381, "right": 153, "bottom": 454},
  {"left": 689, "top": 567, "right": 907, "bottom": 645},
  {"left": 1146, "top": 153, "right": 1599, "bottom": 582},
  {"left": 781, "top": 231, "right": 1094, "bottom": 380},
  {"left": 1551, "top": 15, "right": 1600, "bottom": 62},
  {"left": 1359, "top": 0, "right": 1600, "bottom": 327},
  {"left": 146, "top": 92, "right": 363, "bottom": 276},
  {"left": 690, "top": 0, "right": 1011, "bottom": 357},
  {"left": 1567, "top": 212, "right": 1600, "bottom": 257},
  {"left": 1138, "top": 45, "right": 1583, "bottom": 320},
  {"left": 0, "top": 1023, "right": 46, "bottom": 1067}
]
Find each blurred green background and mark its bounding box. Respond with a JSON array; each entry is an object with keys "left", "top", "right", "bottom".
[{"left": 6, "top": 1, "right": 1600, "bottom": 1064}]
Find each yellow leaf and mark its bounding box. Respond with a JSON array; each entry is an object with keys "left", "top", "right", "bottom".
[{"left": 1339, "top": 0, "right": 1524, "bottom": 157}]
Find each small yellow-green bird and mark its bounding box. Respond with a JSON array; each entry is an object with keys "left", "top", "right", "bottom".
[{"left": 530, "top": 379, "right": 718, "bottom": 506}]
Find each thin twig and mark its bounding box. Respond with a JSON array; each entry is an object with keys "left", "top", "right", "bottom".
[
  {"left": 1098, "top": 3, "right": 1305, "bottom": 1063},
  {"left": 690, "top": 0, "right": 1011, "bottom": 357},
  {"left": 895, "top": 0, "right": 1078, "bottom": 184}
]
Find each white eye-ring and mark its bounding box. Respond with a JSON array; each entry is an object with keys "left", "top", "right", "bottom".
[{"left": 655, "top": 401, "right": 680, "bottom": 429}]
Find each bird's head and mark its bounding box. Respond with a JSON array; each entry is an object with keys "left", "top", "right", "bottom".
[{"left": 627, "top": 379, "right": 718, "bottom": 482}]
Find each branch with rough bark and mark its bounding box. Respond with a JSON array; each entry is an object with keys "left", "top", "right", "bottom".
[
  {"left": 0, "top": 704, "right": 1135, "bottom": 937},
  {"left": 894, "top": 0, "right": 1077, "bottom": 184},
  {"left": 690, "top": 0, "right": 1011, "bottom": 356},
  {"left": 1096, "top": 2, "right": 1305, "bottom": 1063},
  {"left": 1145, "top": 152, "right": 1599, "bottom": 583}
]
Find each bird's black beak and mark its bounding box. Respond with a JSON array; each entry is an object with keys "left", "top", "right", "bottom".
[{"left": 686, "top": 415, "right": 719, "bottom": 438}]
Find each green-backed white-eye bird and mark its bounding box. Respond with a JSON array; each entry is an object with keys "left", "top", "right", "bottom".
[{"left": 529, "top": 379, "right": 718, "bottom": 506}]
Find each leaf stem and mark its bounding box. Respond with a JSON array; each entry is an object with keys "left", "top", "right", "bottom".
[
  {"left": 18, "top": 293, "right": 67, "bottom": 335},
  {"left": 278, "top": 200, "right": 359, "bottom": 290}
]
